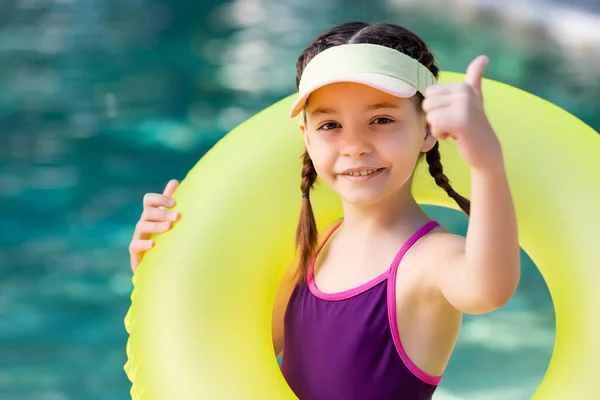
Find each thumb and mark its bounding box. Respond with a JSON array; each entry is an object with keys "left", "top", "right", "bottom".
[
  {"left": 162, "top": 179, "right": 180, "bottom": 197},
  {"left": 465, "top": 55, "right": 489, "bottom": 94}
]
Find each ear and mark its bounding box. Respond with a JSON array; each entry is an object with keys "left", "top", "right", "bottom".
[
  {"left": 299, "top": 118, "right": 311, "bottom": 148},
  {"left": 420, "top": 124, "right": 437, "bottom": 153}
]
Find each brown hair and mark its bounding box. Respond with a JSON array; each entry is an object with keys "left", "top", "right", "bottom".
[{"left": 294, "top": 22, "right": 470, "bottom": 283}]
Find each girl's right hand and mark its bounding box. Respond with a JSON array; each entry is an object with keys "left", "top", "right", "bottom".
[{"left": 129, "top": 179, "right": 180, "bottom": 273}]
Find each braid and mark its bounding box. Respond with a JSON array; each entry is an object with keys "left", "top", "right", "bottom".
[
  {"left": 292, "top": 22, "right": 470, "bottom": 282},
  {"left": 425, "top": 142, "right": 471, "bottom": 215},
  {"left": 295, "top": 150, "right": 319, "bottom": 283}
]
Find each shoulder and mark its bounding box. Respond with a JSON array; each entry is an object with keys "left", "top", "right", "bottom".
[
  {"left": 407, "top": 225, "right": 466, "bottom": 285},
  {"left": 420, "top": 227, "right": 465, "bottom": 259}
]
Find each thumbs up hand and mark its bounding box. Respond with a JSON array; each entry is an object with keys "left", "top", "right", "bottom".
[{"left": 422, "top": 56, "right": 503, "bottom": 170}]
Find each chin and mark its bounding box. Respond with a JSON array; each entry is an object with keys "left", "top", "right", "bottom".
[
  {"left": 331, "top": 176, "right": 411, "bottom": 210},
  {"left": 336, "top": 187, "right": 389, "bottom": 208}
]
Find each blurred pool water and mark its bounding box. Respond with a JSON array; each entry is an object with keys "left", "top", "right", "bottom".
[{"left": 2, "top": 0, "right": 598, "bottom": 398}]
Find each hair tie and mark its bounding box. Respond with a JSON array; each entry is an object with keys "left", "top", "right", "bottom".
[
  {"left": 446, "top": 188, "right": 457, "bottom": 199},
  {"left": 302, "top": 191, "right": 310, "bottom": 199}
]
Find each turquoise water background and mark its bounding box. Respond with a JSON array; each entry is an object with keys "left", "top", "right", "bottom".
[{"left": 1, "top": 0, "right": 599, "bottom": 399}]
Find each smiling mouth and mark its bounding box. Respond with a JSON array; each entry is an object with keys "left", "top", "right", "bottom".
[{"left": 340, "top": 168, "right": 383, "bottom": 177}]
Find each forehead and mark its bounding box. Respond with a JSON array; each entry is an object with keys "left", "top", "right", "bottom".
[{"left": 306, "top": 82, "right": 411, "bottom": 112}]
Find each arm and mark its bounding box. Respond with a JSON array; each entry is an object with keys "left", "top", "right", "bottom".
[
  {"left": 423, "top": 56, "right": 520, "bottom": 315},
  {"left": 435, "top": 161, "right": 520, "bottom": 314}
]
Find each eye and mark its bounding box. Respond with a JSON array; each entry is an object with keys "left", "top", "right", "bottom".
[
  {"left": 371, "top": 117, "right": 394, "bottom": 125},
  {"left": 317, "top": 122, "right": 341, "bottom": 131}
]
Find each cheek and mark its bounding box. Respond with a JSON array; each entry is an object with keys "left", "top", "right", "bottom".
[
  {"left": 307, "top": 135, "right": 334, "bottom": 161},
  {"left": 309, "top": 153, "right": 335, "bottom": 182},
  {"left": 306, "top": 146, "right": 339, "bottom": 189},
  {"left": 379, "top": 131, "right": 424, "bottom": 179},
  {"left": 381, "top": 129, "right": 422, "bottom": 159},
  {"left": 305, "top": 144, "right": 329, "bottom": 174}
]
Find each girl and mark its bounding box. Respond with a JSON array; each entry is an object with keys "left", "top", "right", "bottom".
[{"left": 129, "top": 22, "right": 520, "bottom": 400}]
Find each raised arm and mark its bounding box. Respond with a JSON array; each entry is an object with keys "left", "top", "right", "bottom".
[
  {"left": 432, "top": 164, "right": 520, "bottom": 314},
  {"left": 422, "top": 55, "right": 520, "bottom": 314}
]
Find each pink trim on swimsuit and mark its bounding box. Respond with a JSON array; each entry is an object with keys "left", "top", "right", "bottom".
[
  {"left": 307, "top": 219, "right": 444, "bottom": 385},
  {"left": 307, "top": 220, "right": 374, "bottom": 301},
  {"left": 387, "top": 220, "right": 443, "bottom": 385}
]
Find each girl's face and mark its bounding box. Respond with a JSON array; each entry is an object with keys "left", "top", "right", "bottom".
[{"left": 301, "top": 82, "right": 436, "bottom": 207}]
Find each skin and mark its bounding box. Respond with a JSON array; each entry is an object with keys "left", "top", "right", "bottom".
[
  {"left": 130, "top": 55, "right": 520, "bottom": 378},
  {"left": 272, "top": 56, "right": 520, "bottom": 376},
  {"left": 129, "top": 179, "right": 180, "bottom": 273}
]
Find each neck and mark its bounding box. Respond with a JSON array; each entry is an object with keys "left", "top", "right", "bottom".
[{"left": 338, "top": 186, "right": 430, "bottom": 238}]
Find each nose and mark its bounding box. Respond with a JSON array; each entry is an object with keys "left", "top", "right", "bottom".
[{"left": 340, "top": 126, "right": 372, "bottom": 158}]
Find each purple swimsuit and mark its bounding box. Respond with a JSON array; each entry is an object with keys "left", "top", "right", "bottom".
[{"left": 281, "top": 220, "right": 442, "bottom": 400}]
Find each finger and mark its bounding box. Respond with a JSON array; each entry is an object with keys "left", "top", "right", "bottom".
[
  {"left": 465, "top": 55, "right": 489, "bottom": 94},
  {"left": 130, "top": 254, "right": 141, "bottom": 273},
  {"left": 429, "top": 125, "right": 453, "bottom": 141},
  {"left": 133, "top": 220, "right": 173, "bottom": 240},
  {"left": 143, "top": 193, "right": 176, "bottom": 208},
  {"left": 425, "top": 111, "right": 459, "bottom": 140},
  {"left": 141, "top": 207, "right": 180, "bottom": 222},
  {"left": 431, "top": 130, "right": 450, "bottom": 141},
  {"left": 129, "top": 239, "right": 154, "bottom": 256},
  {"left": 424, "top": 82, "right": 470, "bottom": 97},
  {"left": 129, "top": 240, "right": 154, "bottom": 272},
  {"left": 421, "top": 92, "right": 461, "bottom": 113},
  {"left": 162, "top": 179, "right": 180, "bottom": 197}
]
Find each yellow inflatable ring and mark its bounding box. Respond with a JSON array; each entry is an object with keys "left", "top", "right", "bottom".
[{"left": 124, "top": 71, "right": 600, "bottom": 399}]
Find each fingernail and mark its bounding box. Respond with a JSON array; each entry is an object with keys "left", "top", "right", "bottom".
[
  {"left": 168, "top": 199, "right": 175, "bottom": 207},
  {"left": 171, "top": 211, "right": 180, "bottom": 221},
  {"left": 147, "top": 240, "right": 154, "bottom": 249}
]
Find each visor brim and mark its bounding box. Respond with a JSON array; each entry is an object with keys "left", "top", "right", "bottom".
[{"left": 289, "top": 73, "right": 418, "bottom": 118}]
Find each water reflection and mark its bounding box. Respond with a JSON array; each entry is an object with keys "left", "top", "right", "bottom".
[{"left": 2, "top": 0, "right": 597, "bottom": 398}]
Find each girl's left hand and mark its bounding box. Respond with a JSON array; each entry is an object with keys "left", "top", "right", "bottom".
[{"left": 422, "top": 56, "right": 503, "bottom": 170}]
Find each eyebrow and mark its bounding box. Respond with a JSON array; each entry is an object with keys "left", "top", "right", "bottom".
[
  {"left": 366, "top": 102, "right": 401, "bottom": 111},
  {"left": 310, "top": 102, "right": 401, "bottom": 117}
]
